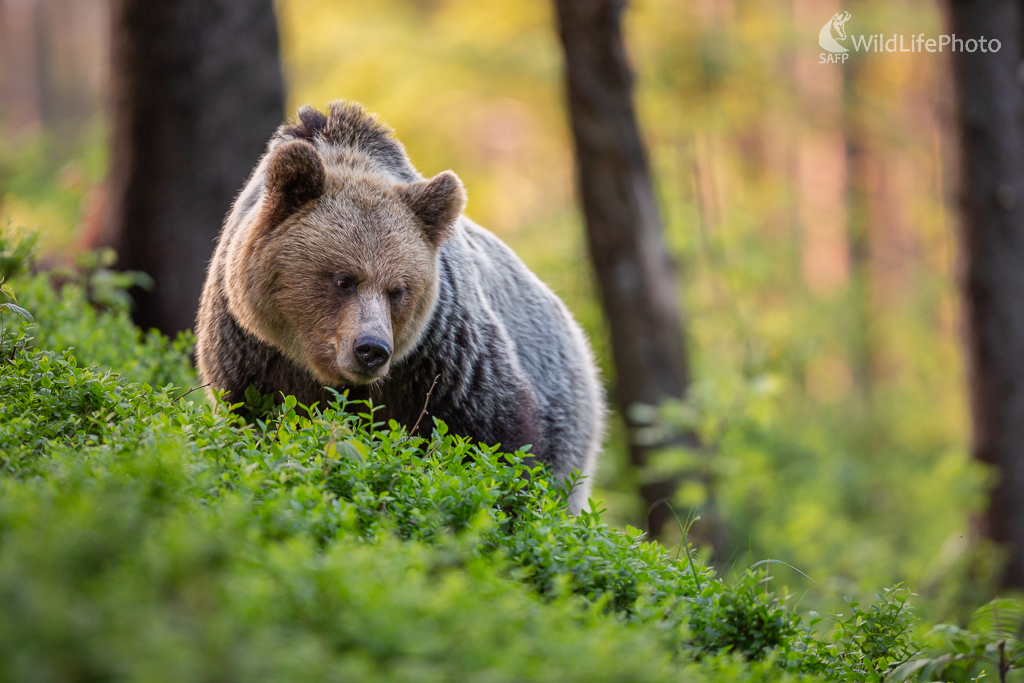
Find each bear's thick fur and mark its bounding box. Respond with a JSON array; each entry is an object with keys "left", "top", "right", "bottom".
[{"left": 195, "top": 101, "right": 605, "bottom": 509}]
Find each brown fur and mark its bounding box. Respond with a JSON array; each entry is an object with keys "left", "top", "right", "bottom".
[
  {"left": 196, "top": 102, "right": 606, "bottom": 511},
  {"left": 199, "top": 101, "right": 465, "bottom": 394},
  {"left": 262, "top": 140, "right": 326, "bottom": 230}
]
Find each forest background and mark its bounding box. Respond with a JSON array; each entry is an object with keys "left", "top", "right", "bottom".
[{"left": 0, "top": 0, "right": 987, "bottom": 621}]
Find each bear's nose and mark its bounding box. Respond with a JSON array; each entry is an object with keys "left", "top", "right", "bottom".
[{"left": 353, "top": 334, "right": 392, "bottom": 369}]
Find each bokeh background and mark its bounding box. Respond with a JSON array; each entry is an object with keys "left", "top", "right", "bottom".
[{"left": 0, "top": 0, "right": 989, "bottom": 618}]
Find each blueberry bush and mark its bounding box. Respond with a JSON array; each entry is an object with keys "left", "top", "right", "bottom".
[{"left": 2, "top": 231, "right": 1011, "bottom": 682}]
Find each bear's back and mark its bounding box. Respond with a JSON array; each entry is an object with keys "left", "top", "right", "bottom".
[{"left": 428, "top": 220, "right": 605, "bottom": 484}]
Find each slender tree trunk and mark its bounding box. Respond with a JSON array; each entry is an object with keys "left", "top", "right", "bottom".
[
  {"left": 553, "top": 0, "right": 692, "bottom": 537},
  {"left": 844, "top": 53, "right": 874, "bottom": 404},
  {"left": 106, "top": 0, "right": 284, "bottom": 335},
  {"left": 948, "top": 0, "right": 1024, "bottom": 589}
]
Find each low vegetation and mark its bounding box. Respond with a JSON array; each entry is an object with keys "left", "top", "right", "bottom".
[{"left": 0, "top": 231, "right": 1020, "bottom": 682}]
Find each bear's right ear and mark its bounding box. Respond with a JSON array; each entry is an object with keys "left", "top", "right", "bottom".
[{"left": 261, "top": 140, "right": 326, "bottom": 229}]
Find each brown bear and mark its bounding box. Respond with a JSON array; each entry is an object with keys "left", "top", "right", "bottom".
[{"left": 195, "top": 101, "right": 604, "bottom": 510}]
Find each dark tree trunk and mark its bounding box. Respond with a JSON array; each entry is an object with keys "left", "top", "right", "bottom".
[
  {"left": 106, "top": 0, "right": 284, "bottom": 335},
  {"left": 949, "top": 0, "right": 1024, "bottom": 589},
  {"left": 553, "top": 0, "right": 692, "bottom": 537}
]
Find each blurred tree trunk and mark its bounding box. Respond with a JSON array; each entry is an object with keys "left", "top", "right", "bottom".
[
  {"left": 949, "top": 0, "right": 1024, "bottom": 589},
  {"left": 105, "top": 0, "right": 284, "bottom": 335},
  {"left": 553, "top": 0, "right": 693, "bottom": 538},
  {"left": 843, "top": 54, "right": 874, "bottom": 404},
  {"left": 0, "top": 0, "right": 44, "bottom": 132}
]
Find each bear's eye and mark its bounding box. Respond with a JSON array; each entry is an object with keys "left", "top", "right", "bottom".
[
  {"left": 387, "top": 288, "right": 405, "bottom": 302},
  {"left": 335, "top": 275, "right": 357, "bottom": 291}
]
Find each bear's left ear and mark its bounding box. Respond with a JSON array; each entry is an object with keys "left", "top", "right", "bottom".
[{"left": 397, "top": 171, "right": 466, "bottom": 247}]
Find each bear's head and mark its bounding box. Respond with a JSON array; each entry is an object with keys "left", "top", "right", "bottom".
[{"left": 224, "top": 137, "right": 466, "bottom": 387}]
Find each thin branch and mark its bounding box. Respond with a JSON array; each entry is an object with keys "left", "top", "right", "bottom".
[
  {"left": 749, "top": 559, "right": 821, "bottom": 587},
  {"left": 645, "top": 496, "right": 673, "bottom": 537},
  {"left": 411, "top": 374, "right": 440, "bottom": 436},
  {"left": 174, "top": 382, "right": 212, "bottom": 401}
]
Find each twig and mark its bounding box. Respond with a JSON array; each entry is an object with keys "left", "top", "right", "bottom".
[
  {"left": 174, "top": 382, "right": 212, "bottom": 401},
  {"left": 667, "top": 502, "right": 704, "bottom": 592},
  {"left": 411, "top": 374, "right": 440, "bottom": 436},
  {"left": 275, "top": 403, "right": 295, "bottom": 442},
  {"left": 749, "top": 559, "right": 820, "bottom": 587},
  {"left": 645, "top": 496, "right": 673, "bottom": 537}
]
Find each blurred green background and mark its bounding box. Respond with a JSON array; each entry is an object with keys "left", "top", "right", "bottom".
[{"left": 0, "top": 0, "right": 989, "bottom": 618}]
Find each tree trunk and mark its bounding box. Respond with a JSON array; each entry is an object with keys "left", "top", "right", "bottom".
[
  {"left": 553, "top": 0, "right": 692, "bottom": 537},
  {"left": 106, "top": 0, "right": 284, "bottom": 335},
  {"left": 949, "top": 0, "right": 1024, "bottom": 589},
  {"left": 0, "top": 0, "right": 44, "bottom": 132},
  {"left": 843, "top": 51, "right": 874, "bottom": 405}
]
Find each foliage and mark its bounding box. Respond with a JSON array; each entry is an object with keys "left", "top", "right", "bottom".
[
  {"left": 0, "top": 280, "right": 32, "bottom": 323},
  {"left": 0, "top": 446, "right": 683, "bottom": 683},
  {"left": 0, "top": 276, "right": 33, "bottom": 364},
  {"left": 642, "top": 371, "right": 988, "bottom": 617},
  {"left": 0, "top": 228, "right": 36, "bottom": 281},
  {"left": 0, "top": 240, "right": 945, "bottom": 681},
  {"left": 0, "top": 227, "right": 195, "bottom": 390},
  {"left": 686, "top": 568, "right": 799, "bottom": 661},
  {"left": 796, "top": 587, "right": 918, "bottom": 683},
  {"left": 893, "top": 598, "right": 1024, "bottom": 682}
]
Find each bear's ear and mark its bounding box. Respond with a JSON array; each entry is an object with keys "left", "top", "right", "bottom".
[
  {"left": 262, "top": 140, "right": 326, "bottom": 228},
  {"left": 397, "top": 171, "right": 466, "bottom": 246}
]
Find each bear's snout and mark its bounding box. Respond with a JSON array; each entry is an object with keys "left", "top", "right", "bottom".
[{"left": 353, "top": 334, "right": 392, "bottom": 370}]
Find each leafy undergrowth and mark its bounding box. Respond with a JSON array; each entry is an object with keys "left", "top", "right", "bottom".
[
  {"left": 0, "top": 327, "right": 821, "bottom": 683},
  {"left": 0, "top": 231, "right": 1018, "bottom": 682}
]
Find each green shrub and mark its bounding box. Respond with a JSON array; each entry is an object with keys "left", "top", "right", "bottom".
[
  {"left": 0, "top": 228, "right": 195, "bottom": 389},
  {"left": 893, "top": 598, "right": 1024, "bottom": 682},
  {"left": 0, "top": 231, "right": 939, "bottom": 682},
  {"left": 1, "top": 323, "right": 817, "bottom": 682},
  {"left": 0, "top": 445, "right": 690, "bottom": 683},
  {"left": 794, "top": 587, "right": 917, "bottom": 682}
]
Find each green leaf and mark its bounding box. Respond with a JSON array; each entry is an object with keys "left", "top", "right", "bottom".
[
  {"left": 0, "top": 301, "right": 33, "bottom": 322},
  {"left": 970, "top": 597, "right": 1024, "bottom": 639}
]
